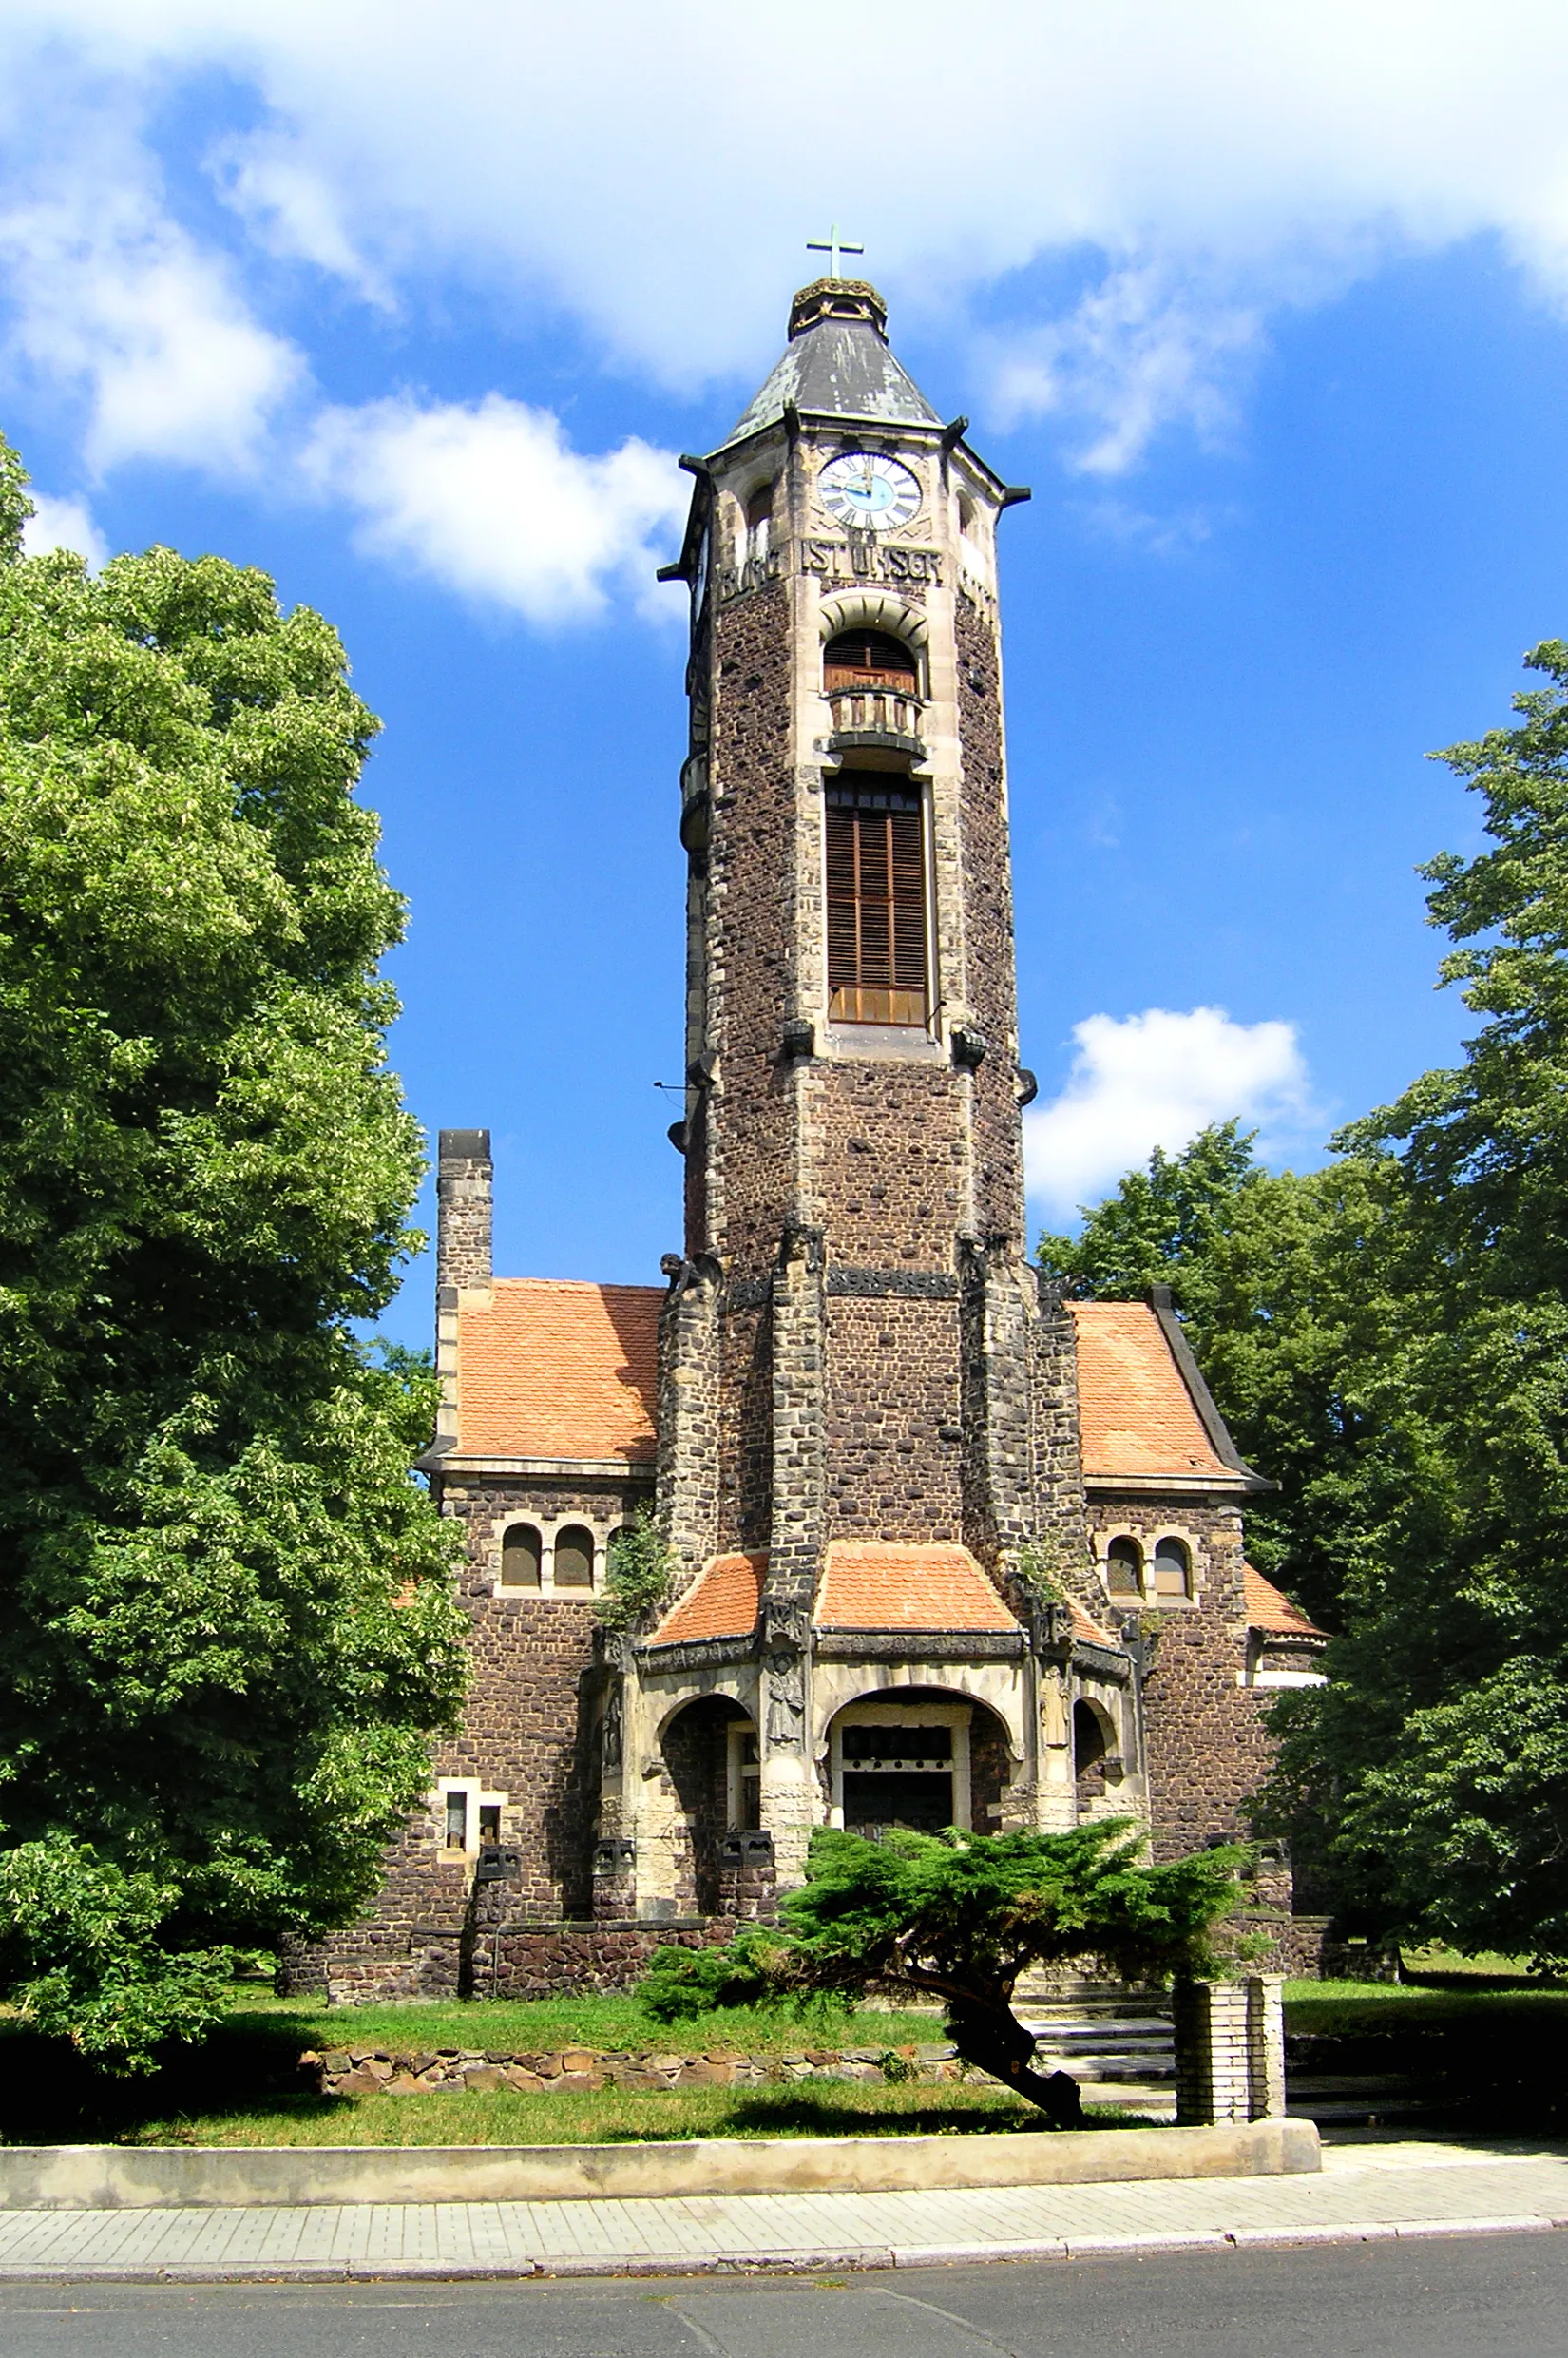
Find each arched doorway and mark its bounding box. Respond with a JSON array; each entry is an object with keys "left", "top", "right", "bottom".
[{"left": 659, "top": 1695, "right": 757, "bottom": 1914}]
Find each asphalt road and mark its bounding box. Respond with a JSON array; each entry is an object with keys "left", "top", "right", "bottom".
[{"left": 4, "top": 2234, "right": 1568, "bottom": 2358}]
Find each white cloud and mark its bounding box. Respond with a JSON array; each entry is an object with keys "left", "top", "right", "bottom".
[
  {"left": 6, "top": 4, "right": 1568, "bottom": 510},
  {"left": 985, "top": 264, "right": 1266, "bottom": 474},
  {"left": 0, "top": 185, "right": 302, "bottom": 475},
  {"left": 21, "top": 490, "right": 108, "bottom": 568},
  {"left": 303, "top": 394, "right": 688, "bottom": 625},
  {"left": 1023, "top": 1006, "right": 1315, "bottom": 1217}
]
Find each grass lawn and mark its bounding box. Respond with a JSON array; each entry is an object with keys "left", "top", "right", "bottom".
[
  {"left": 119, "top": 2080, "right": 1121, "bottom": 2148},
  {"left": 234, "top": 1990, "right": 945, "bottom": 2058},
  {"left": 1284, "top": 1978, "right": 1568, "bottom": 2036}
]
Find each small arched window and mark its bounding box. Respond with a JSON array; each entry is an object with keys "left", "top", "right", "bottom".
[
  {"left": 501, "top": 1523, "right": 542, "bottom": 1589},
  {"left": 553, "top": 1524, "right": 596, "bottom": 1590},
  {"left": 1106, "top": 1537, "right": 1143, "bottom": 1596},
  {"left": 1152, "top": 1538, "right": 1192, "bottom": 1600},
  {"left": 823, "top": 629, "right": 919, "bottom": 694}
]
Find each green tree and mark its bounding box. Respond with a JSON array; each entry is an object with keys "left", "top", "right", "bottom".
[
  {"left": 1259, "top": 641, "right": 1568, "bottom": 1965},
  {"left": 0, "top": 442, "right": 466, "bottom": 2066},
  {"left": 641, "top": 1822, "right": 1248, "bottom": 2123}
]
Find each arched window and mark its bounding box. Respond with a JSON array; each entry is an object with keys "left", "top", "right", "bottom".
[
  {"left": 1152, "top": 1538, "right": 1192, "bottom": 1600},
  {"left": 823, "top": 628, "right": 919, "bottom": 693},
  {"left": 553, "top": 1524, "right": 596, "bottom": 1589},
  {"left": 1106, "top": 1537, "right": 1143, "bottom": 1596},
  {"left": 501, "top": 1523, "right": 542, "bottom": 1589}
]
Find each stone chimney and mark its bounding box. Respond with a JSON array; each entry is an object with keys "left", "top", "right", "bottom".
[
  {"left": 436, "top": 1128, "right": 493, "bottom": 1299},
  {"left": 431, "top": 1130, "right": 491, "bottom": 1463}
]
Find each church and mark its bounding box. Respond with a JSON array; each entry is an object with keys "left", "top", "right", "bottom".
[{"left": 316, "top": 270, "right": 1326, "bottom": 2002}]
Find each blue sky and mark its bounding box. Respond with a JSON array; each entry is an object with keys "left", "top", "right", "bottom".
[{"left": 4, "top": 5, "right": 1567, "bottom": 1348}]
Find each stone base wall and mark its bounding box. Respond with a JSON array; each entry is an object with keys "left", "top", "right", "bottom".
[{"left": 307, "top": 2040, "right": 961, "bottom": 2098}]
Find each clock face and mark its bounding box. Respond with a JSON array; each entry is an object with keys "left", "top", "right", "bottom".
[{"left": 818, "top": 451, "right": 921, "bottom": 532}]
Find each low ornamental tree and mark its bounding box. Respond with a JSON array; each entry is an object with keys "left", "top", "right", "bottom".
[
  {"left": 0, "top": 440, "right": 467, "bottom": 2069},
  {"left": 640, "top": 1821, "right": 1249, "bottom": 2125}
]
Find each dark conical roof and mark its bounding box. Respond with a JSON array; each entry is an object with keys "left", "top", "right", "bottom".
[{"left": 719, "top": 279, "right": 942, "bottom": 451}]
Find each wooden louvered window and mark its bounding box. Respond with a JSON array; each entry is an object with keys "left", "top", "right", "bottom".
[{"left": 826, "top": 782, "right": 928, "bottom": 1026}]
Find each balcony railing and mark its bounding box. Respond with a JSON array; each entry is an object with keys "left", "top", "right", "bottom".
[{"left": 825, "top": 682, "right": 925, "bottom": 752}]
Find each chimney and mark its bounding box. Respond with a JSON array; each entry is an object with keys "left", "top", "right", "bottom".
[{"left": 436, "top": 1128, "right": 493, "bottom": 1299}]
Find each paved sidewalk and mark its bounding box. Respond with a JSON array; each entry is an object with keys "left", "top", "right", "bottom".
[{"left": 1, "top": 2137, "right": 1565, "bottom": 2280}]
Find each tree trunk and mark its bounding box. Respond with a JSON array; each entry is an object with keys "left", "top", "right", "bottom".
[{"left": 946, "top": 1995, "right": 1085, "bottom": 2127}]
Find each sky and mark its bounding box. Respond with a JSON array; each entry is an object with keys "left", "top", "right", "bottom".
[{"left": 5, "top": 2, "right": 1568, "bottom": 1346}]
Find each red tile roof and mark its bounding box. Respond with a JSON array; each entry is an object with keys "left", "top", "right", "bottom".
[
  {"left": 456, "top": 1278, "right": 660, "bottom": 1462},
  {"left": 1244, "top": 1563, "right": 1327, "bottom": 1639},
  {"left": 650, "top": 1552, "right": 766, "bottom": 1645},
  {"left": 814, "top": 1543, "right": 1020, "bottom": 1634},
  {"left": 1070, "top": 1300, "right": 1232, "bottom": 1481}
]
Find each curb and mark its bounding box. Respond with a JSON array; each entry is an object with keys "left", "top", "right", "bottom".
[{"left": 0, "top": 2214, "right": 1564, "bottom": 2282}]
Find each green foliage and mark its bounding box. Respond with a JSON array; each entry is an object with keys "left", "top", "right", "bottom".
[
  {"left": 641, "top": 1822, "right": 1247, "bottom": 2117},
  {"left": 1013, "top": 1536, "right": 1070, "bottom": 1608},
  {"left": 1252, "top": 642, "right": 1568, "bottom": 1964},
  {"left": 595, "top": 1505, "right": 677, "bottom": 1632},
  {"left": 0, "top": 435, "right": 466, "bottom": 2067}
]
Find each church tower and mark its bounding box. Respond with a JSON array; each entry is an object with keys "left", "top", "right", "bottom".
[
  {"left": 310, "top": 269, "right": 1321, "bottom": 2002},
  {"left": 640, "top": 271, "right": 1104, "bottom": 1888}
]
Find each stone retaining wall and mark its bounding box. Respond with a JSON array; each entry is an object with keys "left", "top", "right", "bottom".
[{"left": 305, "top": 2042, "right": 961, "bottom": 2098}]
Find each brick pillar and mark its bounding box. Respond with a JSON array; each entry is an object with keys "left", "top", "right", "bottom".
[
  {"left": 1174, "top": 1975, "right": 1287, "bottom": 2123},
  {"left": 1247, "top": 1974, "right": 1287, "bottom": 2118}
]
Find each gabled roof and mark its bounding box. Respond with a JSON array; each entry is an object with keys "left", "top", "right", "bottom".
[
  {"left": 720, "top": 279, "right": 942, "bottom": 451},
  {"left": 455, "top": 1278, "right": 660, "bottom": 1463},
  {"left": 649, "top": 1552, "right": 765, "bottom": 1647},
  {"left": 1070, "top": 1300, "right": 1257, "bottom": 1488},
  {"left": 1244, "top": 1564, "right": 1327, "bottom": 1639},
  {"left": 814, "top": 1542, "right": 1020, "bottom": 1634}
]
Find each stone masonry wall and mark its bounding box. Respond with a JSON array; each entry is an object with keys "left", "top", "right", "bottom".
[
  {"left": 823, "top": 1294, "right": 963, "bottom": 1540},
  {"left": 318, "top": 1472, "right": 644, "bottom": 1997}
]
